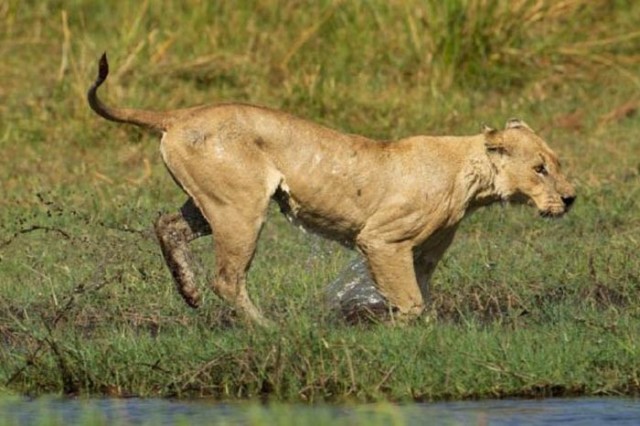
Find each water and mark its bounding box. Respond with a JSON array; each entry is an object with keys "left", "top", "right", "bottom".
[{"left": 1, "top": 397, "right": 639, "bottom": 425}]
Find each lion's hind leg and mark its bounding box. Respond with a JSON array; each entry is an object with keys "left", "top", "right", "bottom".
[
  {"left": 201, "top": 199, "right": 273, "bottom": 327},
  {"left": 154, "top": 198, "right": 211, "bottom": 308}
]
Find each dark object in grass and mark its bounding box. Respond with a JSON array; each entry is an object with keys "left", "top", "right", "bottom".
[{"left": 325, "top": 258, "right": 393, "bottom": 324}]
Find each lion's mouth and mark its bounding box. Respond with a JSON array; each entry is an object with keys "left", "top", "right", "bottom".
[
  {"left": 537, "top": 194, "right": 576, "bottom": 218},
  {"left": 539, "top": 209, "right": 565, "bottom": 218}
]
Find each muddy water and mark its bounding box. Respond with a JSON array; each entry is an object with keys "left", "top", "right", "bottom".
[{"left": 1, "top": 396, "right": 639, "bottom": 425}]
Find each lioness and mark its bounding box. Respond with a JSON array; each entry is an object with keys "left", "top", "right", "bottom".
[{"left": 87, "top": 54, "right": 575, "bottom": 326}]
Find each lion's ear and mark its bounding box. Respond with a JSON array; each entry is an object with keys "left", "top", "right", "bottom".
[
  {"left": 483, "top": 124, "right": 509, "bottom": 155},
  {"left": 505, "top": 118, "right": 533, "bottom": 132},
  {"left": 482, "top": 123, "right": 497, "bottom": 135}
]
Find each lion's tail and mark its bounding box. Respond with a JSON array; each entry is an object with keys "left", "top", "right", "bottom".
[{"left": 87, "top": 53, "right": 169, "bottom": 132}]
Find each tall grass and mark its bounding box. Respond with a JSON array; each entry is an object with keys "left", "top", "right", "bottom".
[{"left": 1, "top": 0, "right": 640, "bottom": 401}]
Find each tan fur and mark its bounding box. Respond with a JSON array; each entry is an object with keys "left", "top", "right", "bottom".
[{"left": 88, "top": 54, "right": 576, "bottom": 326}]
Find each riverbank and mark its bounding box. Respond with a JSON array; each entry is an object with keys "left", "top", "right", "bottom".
[{"left": 3, "top": 302, "right": 640, "bottom": 401}]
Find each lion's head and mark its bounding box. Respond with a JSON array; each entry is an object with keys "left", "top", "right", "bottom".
[{"left": 484, "top": 119, "right": 576, "bottom": 217}]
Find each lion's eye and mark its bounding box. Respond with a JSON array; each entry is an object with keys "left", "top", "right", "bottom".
[{"left": 534, "top": 164, "right": 548, "bottom": 175}]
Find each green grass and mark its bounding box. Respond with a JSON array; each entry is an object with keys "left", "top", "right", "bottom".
[{"left": 1, "top": 0, "right": 640, "bottom": 402}]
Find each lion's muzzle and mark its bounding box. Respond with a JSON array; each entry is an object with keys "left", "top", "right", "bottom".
[{"left": 562, "top": 194, "right": 576, "bottom": 210}]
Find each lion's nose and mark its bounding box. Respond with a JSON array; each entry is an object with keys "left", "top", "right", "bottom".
[{"left": 562, "top": 195, "right": 576, "bottom": 208}]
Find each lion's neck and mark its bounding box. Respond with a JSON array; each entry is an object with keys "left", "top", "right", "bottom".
[{"left": 459, "top": 138, "right": 503, "bottom": 211}]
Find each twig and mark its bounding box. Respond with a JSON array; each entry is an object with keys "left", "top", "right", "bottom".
[
  {"left": 342, "top": 344, "right": 357, "bottom": 395},
  {"left": 0, "top": 225, "right": 71, "bottom": 250},
  {"left": 165, "top": 351, "right": 242, "bottom": 395},
  {"left": 567, "top": 29, "right": 640, "bottom": 49},
  {"left": 42, "top": 316, "right": 78, "bottom": 395},
  {"left": 279, "top": 0, "right": 344, "bottom": 71},
  {"left": 97, "top": 221, "right": 150, "bottom": 236},
  {"left": 374, "top": 365, "right": 396, "bottom": 392},
  {"left": 57, "top": 10, "right": 71, "bottom": 82},
  {"left": 113, "top": 37, "right": 152, "bottom": 82}
]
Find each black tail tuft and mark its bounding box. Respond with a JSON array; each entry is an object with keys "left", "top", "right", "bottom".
[
  {"left": 87, "top": 52, "right": 167, "bottom": 132},
  {"left": 96, "top": 52, "right": 109, "bottom": 86}
]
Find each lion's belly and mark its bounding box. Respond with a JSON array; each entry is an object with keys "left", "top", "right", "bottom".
[{"left": 272, "top": 183, "right": 362, "bottom": 248}]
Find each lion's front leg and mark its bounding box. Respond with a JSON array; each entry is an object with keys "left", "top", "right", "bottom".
[
  {"left": 154, "top": 198, "right": 211, "bottom": 308},
  {"left": 358, "top": 241, "right": 425, "bottom": 323},
  {"left": 413, "top": 229, "right": 457, "bottom": 302}
]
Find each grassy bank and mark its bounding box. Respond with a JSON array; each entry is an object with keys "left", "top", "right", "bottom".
[{"left": 1, "top": 0, "right": 640, "bottom": 401}]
